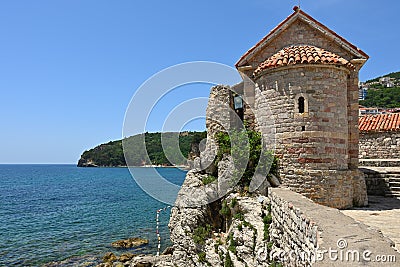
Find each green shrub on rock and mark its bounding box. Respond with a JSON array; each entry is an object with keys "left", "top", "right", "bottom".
[
  {"left": 224, "top": 252, "right": 234, "bottom": 267},
  {"left": 192, "top": 224, "right": 212, "bottom": 245},
  {"left": 198, "top": 251, "right": 207, "bottom": 263}
]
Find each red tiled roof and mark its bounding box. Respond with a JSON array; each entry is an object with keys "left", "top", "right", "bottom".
[
  {"left": 236, "top": 8, "right": 369, "bottom": 68},
  {"left": 253, "top": 45, "right": 354, "bottom": 76},
  {"left": 359, "top": 114, "right": 400, "bottom": 132}
]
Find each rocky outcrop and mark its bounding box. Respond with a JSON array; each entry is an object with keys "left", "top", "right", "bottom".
[
  {"left": 96, "top": 254, "right": 174, "bottom": 267},
  {"left": 168, "top": 188, "right": 273, "bottom": 267},
  {"left": 168, "top": 170, "right": 224, "bottom": 266},
  {"left": 77, "top": 158, "right": 98, "bottom": 167}
]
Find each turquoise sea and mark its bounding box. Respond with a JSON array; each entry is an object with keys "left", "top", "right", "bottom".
[{"left": 0, "top": 165, "right": 186, "bottom": 266}]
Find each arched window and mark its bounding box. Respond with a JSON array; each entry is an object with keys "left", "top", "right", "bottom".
[{"left": 298, "top": 96, "right": 305, "bottom": 114}]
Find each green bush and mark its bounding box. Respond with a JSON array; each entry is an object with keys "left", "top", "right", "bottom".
[
  {"left": 230, "top": 197, "right": 238, "bottom": 208},
  {"left": 263, "top": 213, "right": 272, "bottom": 241},
  {"left": 227, "top": 233, "right": 237, "bottom": 254},
  {"left": 215, "top": 130, "right": 278, "bottom": 189},
  {"left": 233, "top": 212, "right": 245, "bottom": 221},
  {"left": 269, "top": 262, "right": 283, "bottom": 267},
  {"left": 202, "top": 175, "right": 217, "bottom": 185},
  {"left": 192, "top": 224, "right": 212, "bottom": 245},
  {"left": 267, "top": 203, "right": 271, "bottom": 213},
  {"left": 219, "top": 199, "right": 231, "bottom": 217},
  {"left": 263, "top": 213, "right": 272, "bottom": 224},
  {"left": 224, "top": 252, "right": 234, "bottom": 267},
  {"left": 198, "top": 251, "right": 206, "bottom": 263}
]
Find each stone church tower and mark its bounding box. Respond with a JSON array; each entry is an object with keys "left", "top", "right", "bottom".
[{"left": 235, "top": 7, "right": 368, "bottom": 209}]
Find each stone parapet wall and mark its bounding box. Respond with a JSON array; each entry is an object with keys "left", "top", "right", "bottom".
[
  {"left": 269, "top": 188, "right": 319, "bottom": 266},
  {"left": 359, "top": 131, "right": 400, "bottom": 159},
  {"left": 268, "top": 187, "right": 398, "bottom": 266},
  {"left": 360, "top": 159, "right": 400, "bottom": 167}
]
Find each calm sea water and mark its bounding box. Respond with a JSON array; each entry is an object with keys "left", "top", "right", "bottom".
[{"left": 0, "top": 165, "right": 186, "bottom": 267}]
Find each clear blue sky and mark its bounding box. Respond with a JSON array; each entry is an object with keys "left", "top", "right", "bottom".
[{"left": 1, "top": 0, "right": 399, "bottom": 164}]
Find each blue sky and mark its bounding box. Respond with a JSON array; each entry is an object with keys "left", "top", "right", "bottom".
[{"left": 0, "top": 0, "right": 399, "bottom": 164}]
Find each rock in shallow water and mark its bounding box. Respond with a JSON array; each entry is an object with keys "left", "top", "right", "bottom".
[
  {"left": 111, "top": 237, "right": 149, "bottom": 249},
  {"left": 102, "top": 252, "right": 117, "bottom": 263},
  {"left": 118, "top": 252, "right": 136, "bottom": 262}
]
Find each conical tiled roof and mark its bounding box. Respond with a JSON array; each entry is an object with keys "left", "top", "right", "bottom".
[
  {"left": 236, "top": 8, "right": 368, "bottom": 69},
  {"left": 253, "top": 45, "right": 355, "bottom": 76}
]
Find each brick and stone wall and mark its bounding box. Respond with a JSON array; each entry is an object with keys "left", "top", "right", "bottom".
[
  {"left": 255, "top": 66, "right": 350, "bottom": 172},
  {"left": 359, "top": 131, "right": 400, "bottom": 159},
  {"left": 253, "top": 65, "right": 367, "bottom": 208}
]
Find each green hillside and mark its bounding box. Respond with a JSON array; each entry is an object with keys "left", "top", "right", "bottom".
[
  {"left": 78, "top": 131, "right": 206, "bottom": 167},
  {"left": 365, "top": 71, "right": 400, "bottom": 83},
  {"left": 360, "top": 87, "right": 400, "bottom": 108},
  {"left": 360, "top": 71, "right": 400, "bottom": 108}
]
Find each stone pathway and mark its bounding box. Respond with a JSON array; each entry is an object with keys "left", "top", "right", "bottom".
[{"left": 342, "top": 195, "right": 400, "bottom": 252}]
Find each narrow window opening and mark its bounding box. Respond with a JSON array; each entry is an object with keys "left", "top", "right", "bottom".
[
  {"left": 301, "top": 126, "right": 306, "bottom": 131},
  {"left": 233, "top": 94, "right": 244, "bottom": 121},
  {"left": 298, "top": 96, "right": 305, "bottom": 113}
]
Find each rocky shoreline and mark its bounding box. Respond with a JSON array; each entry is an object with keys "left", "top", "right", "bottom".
[{"left": 43, "top": 237, "right": 159, "bottom": 267}]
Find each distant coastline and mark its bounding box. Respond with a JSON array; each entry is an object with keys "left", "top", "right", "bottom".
[
  {"left": 77, "top": 131, "right": 205, "bottom": 168},
  {"left": 81, "top": 164, "right": 190, "bottom": 169}
]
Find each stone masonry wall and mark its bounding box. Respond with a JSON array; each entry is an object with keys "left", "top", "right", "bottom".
[
  {"left": 195, "top": 85, "right": 232, "bottom": 175},
  {"left": 205, "top": 85, "right": 231, "bottom": 137},
  {"left": 360, "top": 168, "right": 389, "bottom": 196},
  {"left": 255, "top": 66, "right": 349, "bottom": 172},
  {"left": 360, "top": 167, "right": 400, "bottom": 198},
  {"left": 252, "top": 65, "right": 368, "bottom": 208},
  {"left": 359, "top": 131, "right": 400, "bottom": 159},
  {"left": 269, "top": 188, "right": 319, "bottom": 266},
  {"left": 268, "top": 187, "right": 398, "bottom": 266}
]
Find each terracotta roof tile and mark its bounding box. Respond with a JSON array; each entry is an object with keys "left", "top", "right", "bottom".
[
  {"left": 235, "top": 9, "right": 368, "bottom": 68},
  {"left": 253, "top": 45, "right": 354, "bottom": 76},
  {"left": 359, "top": 114, "right": 400, "bottom": 132}
]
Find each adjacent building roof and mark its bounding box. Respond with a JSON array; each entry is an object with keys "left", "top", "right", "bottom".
[
  {"left": 236, "top": 7, "right": 368, "bottom": 69},
  {"left": 253, "top": 45, "right": 355, "bottom": 76},
  {"left": 359, "top": 114, "right": 400, "bottom": 132}
]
